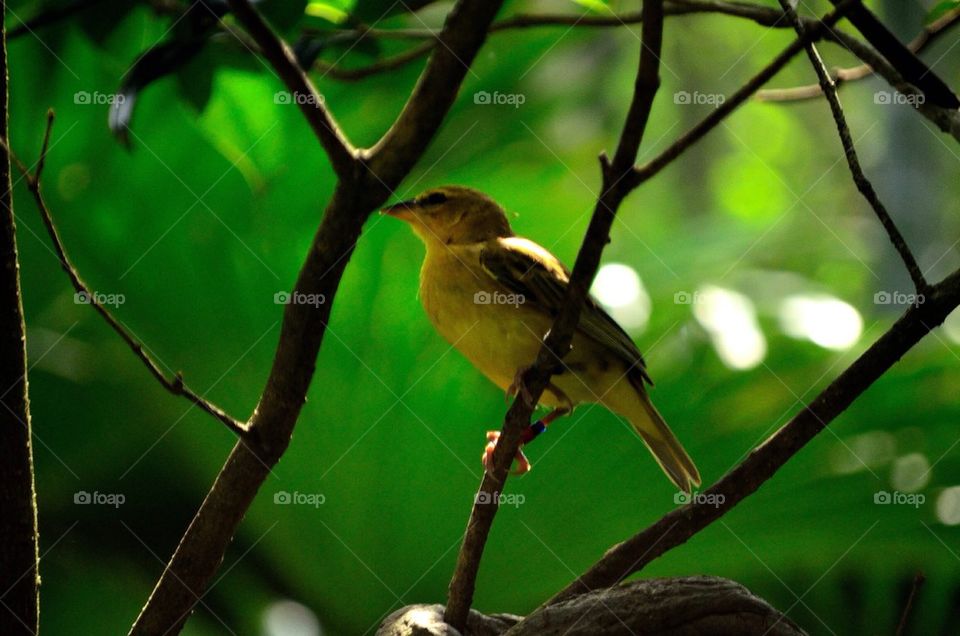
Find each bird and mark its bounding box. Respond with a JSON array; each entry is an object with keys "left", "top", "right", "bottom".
[{"left": 383, "top": 185, "right": 701, "bottom": 493}]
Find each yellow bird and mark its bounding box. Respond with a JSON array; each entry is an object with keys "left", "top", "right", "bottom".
[{"left": 383, "top": 185, "right": 700, "bottom": 493}]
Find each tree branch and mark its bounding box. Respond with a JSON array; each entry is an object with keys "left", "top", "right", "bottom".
[
  {"left": 529, "top": 268, "right": 960, "bottom": 609},
  {"left": 776, "top": 4, "right": 930, "bottom": 288},
  {"left": 7, "top": 112, "right": 249, "bottom": 438},
  {"left": 364, "top": 0, "right": 507, "bottom": 192},
  {"left": 756, "top": 8, "right": 960, "bottom": 102},
  {"left": 128, "top": 1, "right": 506, "bottom": 633},
  {"left": 226, "top": 0, "right": 359, "bottom": 182},
  {"left": 624, "top": 1, "right": 853, "bottom": 191},
  {"left": 313, "top": 40, "right": 434, "bottom": 81},
  {"left": 0, "top": 5, "right": 39, "bottom": 632},
  {"left": 443, "top": 0, "right": 667, "bottom": 630}
]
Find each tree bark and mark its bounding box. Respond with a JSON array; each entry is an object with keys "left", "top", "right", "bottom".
[
  {"left": 378, "top": 577, "right": 805, "bottom": 636},
  {"left": 0, "top": 3, "right": 41, "bottom": 633}
]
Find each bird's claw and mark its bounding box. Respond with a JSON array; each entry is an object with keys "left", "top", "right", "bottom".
[
  {"left": 506, "top": 365, "right": 536, "bottom": 407},
  {"left": 482, "top": 430, "right": 532, "bottom": 475}
]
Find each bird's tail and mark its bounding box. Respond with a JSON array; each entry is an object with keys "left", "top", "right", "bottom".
[{"left": 608, "top": 384, "right": 701, "bottom": 493}]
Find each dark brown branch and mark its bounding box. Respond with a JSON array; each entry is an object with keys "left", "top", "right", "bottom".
[
  {"left": 313, "top": 41, "right": 434, "bottom": 81},
  {"left": 895, "top": 572, "right": 925, "bottom": 636},
  {"left": 532, "top": 257, "right": 960, "bottom": 611},
  {"left": 442, "top": 0, "right": 667, "bottom": 631},
  {"left": 777, "top": 0, "right": 929, "bottom": 292},
  {"left": 7, "top": 113, "right": 249, "bottom": 438},
  {"left": 364, "top": 1, "right": 505, "bottom": 193},
  {"left": 624, "top": 2, "right": 853, "bottom": 191},
  {"left": 310, "top": 0, "right": 817, "bottom": 83},
  {"left": 383, "top": 577, "right": 804, "bottom": 636},
  {"left": 128, "top": 1, "right": 506, "bottom": 634},
  {"left": 826, "top": 0, "right": 958, "bottom": 109},
  {"left": 757, "top": 8, "right": 960, "bottom": 102},
  {"left": 821, "top": 28, "right": 960, "bottom": 144},
  {"left": 0, "top": 6, "right": 40, "bottom": 633},
  {"left": 226, "top": 0, "right": 358, "bottom": 181}
]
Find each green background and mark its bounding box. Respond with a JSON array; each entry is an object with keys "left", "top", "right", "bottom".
[{"left": 6, "top": 0, "right": 960, "bottom": 634}]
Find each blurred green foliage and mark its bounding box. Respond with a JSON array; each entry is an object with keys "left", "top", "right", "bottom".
[{"left": 6, "top": 0, "right": 960, "bottom": 634}]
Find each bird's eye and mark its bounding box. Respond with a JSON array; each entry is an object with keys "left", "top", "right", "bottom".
[{"left": 421, "top": 191, "right": 448, "bottom": 206}]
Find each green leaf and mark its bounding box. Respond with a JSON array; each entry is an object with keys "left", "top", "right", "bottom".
[
  {"left": 926, "top": 0, "right": 960, "bottom": 24},
  {"left": 571, "top": 0, "right": 613, "bottom": 14}
]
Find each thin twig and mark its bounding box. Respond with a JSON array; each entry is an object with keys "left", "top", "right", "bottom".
[
  {"left": 777, "top": 0, "right": 929, "bottom": 293},
  {"left": 313, "top": 41, "right": 434, "bottom": 81},
  {"left": 226, "top": 0, "right": 358, "bottom": 181},
  {"left": 758, "top": 8, "right": 960, "bottom": 102},
  {"left": 895, "top": 571, "right": 926, "bottom": 636},
  {"left": 10, "top": 112, "right": 248, "bottom": 437},
  {"left": 309, "top": 0, "right": 823, "bottom": 82},
  {"left": 442, "top": 0, "right": 667, "bottom": 630},
  {"left": 625, "top": 1, "right": 854, "bottom": 190}
]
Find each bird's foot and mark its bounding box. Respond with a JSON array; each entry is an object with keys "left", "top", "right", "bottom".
[{"left": 482, "top": 431, "right": 532, "bottom": 475}]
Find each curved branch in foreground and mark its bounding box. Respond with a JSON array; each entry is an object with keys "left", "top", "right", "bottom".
[
  {"left": 8, "top": 113, "right": 248, "bottom": 437},
  {"left": 532, "top": 268, "right": 960, "bottom": 609},
  {"left": 777, "top": 0, "right": 928, "bottom": 292},
  {"left": 443, "top": 0, "right": 668, "bottom": 630},
  {"left": 756, "top": 8, "right": 960, "bottom": 102},
  {"left": 128, "top": 0, "right": 506, "bottom": 633},
  {"left": 381, "top": 577, "right": 804, "bottom": 636}
]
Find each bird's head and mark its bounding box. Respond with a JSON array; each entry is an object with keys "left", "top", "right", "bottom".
[{"left": 382, "top": 185, "right": 514, "bottom": 245}]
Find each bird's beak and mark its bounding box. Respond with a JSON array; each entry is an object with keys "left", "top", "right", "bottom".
[{"left": 381, "top": 200, "right": 418, "bottom": 220}]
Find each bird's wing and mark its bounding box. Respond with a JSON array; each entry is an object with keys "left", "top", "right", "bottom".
[{"left": 479, "top": 236, "right": 653, "bottom": 385}]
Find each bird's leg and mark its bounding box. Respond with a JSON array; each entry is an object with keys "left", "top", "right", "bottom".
[{"left": 483, "top": 388, "right": 572, "bottom": 476}]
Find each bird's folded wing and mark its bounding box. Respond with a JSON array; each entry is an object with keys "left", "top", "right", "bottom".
[{"left": 479, "top": 236, "right": 653, "bottom": 386}]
